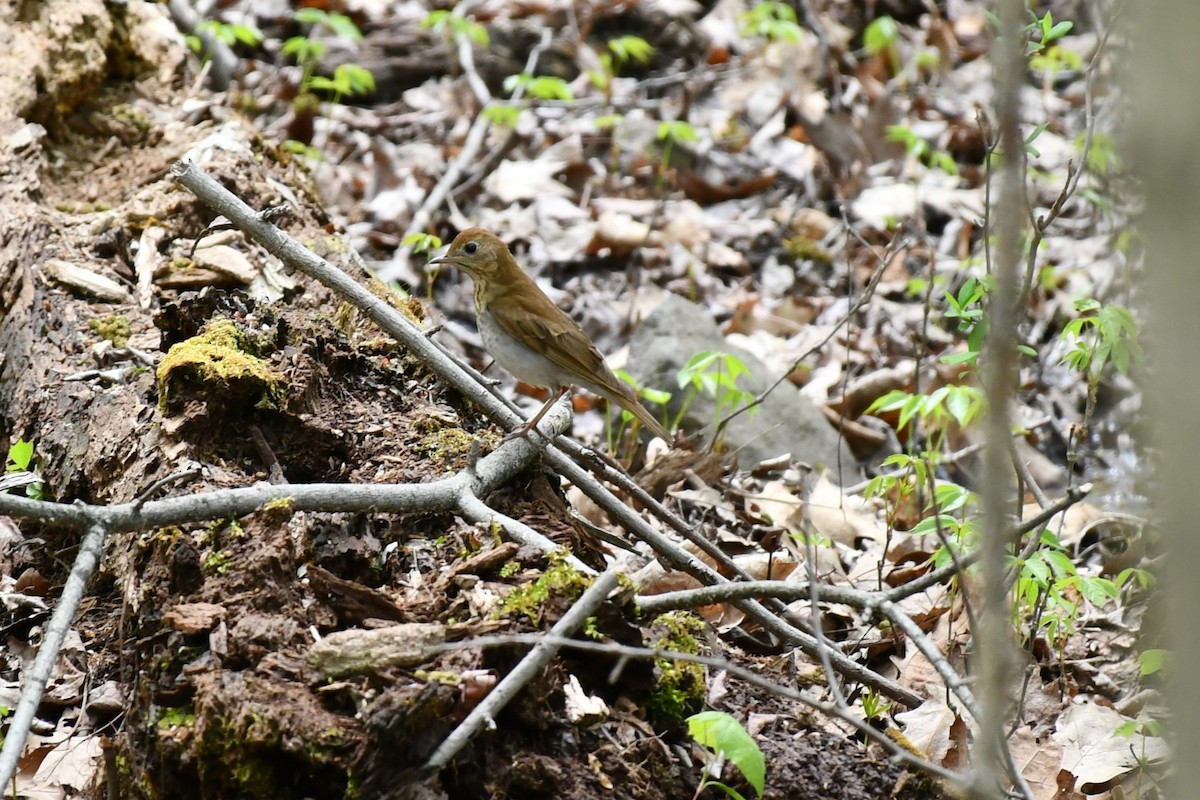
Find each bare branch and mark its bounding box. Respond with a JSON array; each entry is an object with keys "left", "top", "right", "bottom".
[
  {"left": 425, "top": 569, "right": 622, "bottom": 769},
  {"left": 0, "top": 522, "right": 109, "bottom": 787},
  {"left": 431, "top": 632, "right": 966, "bottom": 787}
]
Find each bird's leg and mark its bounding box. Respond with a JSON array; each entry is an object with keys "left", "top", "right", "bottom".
[{"left": 510, "top": 385, "right": 572, "bottom": 442}]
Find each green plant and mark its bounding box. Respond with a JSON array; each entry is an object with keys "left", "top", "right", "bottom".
[
  {"left": 657, "top": 119, "right": 698, "bottom": 165},
  {"left": 861, "top": 687, "right": 891, "bottom": 721},
  {"left": 485, "top": 73, "right": 574, "bottom": 130},
  {"left": 675, "top": 351, "right": 757, "bottom": 435},
  {"left": 402, "top": 232, "right": 443, "bottom": 255},
  {"left": 940, "top": 275, "right": 989, "bottom": 365},
  {"left": 1061, "top": 299, "right": 1141, "bottom": 380},
  {"left": 588, "top": 36, "right": 655, "bottom": 99},
  {"left": 421, "top": 10, "right": 489, "bottom": 48},
  {"left": 886, "top": 124, "right": 959, "bottom": 176},
  {"left": 1030, "top": 43, "right": 1082, "bottom": 87},
  {"left": 186, "top": 19, "right": 264, "bottom": 56},
  {"left": 738, "top": 2, "right": 803, "bottom": 43},
  {"left": 1076, "top": 131, "right": 1121, "bottom": 175},
  {"left": 687, "top": 711, "right": 765, "bottom": 799},
  {"left": 1112, "top": 650, "right": 1165, "bottom": 739},
  {"left": 308, "top": 63, "right": 376, "bottom": 105},
  {"left": 1136, "top": 649, "right": 1165, "bottom": 677},
  {"left": 5, "top": 439, "right": 43, "bottom": 500},
  {"left": 281, "top": 9, "right": 375, "bottom": 152},
  {"left": 933, "top": 275, "right": 1036, "bottom": 370},
  {"left": 1060, "top": 299, "right": 1141, "bottom": 435},
  {"left": 1025, "top": 10, "right": 1073, "bottom": 56},
  {"left": 611, "top": 369, "right": 672, "bottom": 450},
  {"left": 502, "top": 73, "right": 574, "bottom": 102},
  {"left": 866, "top": 384, "right": 986, "bottom": 450},
  {"left": 203, "top": 549, "right": 232, "bottom": 575},
  {"left": 655, "top": 119, "right": 699, "bottom": 190},
  {"left": 284, "top": 9, "right": 375, "bottom": 103},
  {"left": 1011, "top": 530, "right": 1121, "bottom": 646},
  {"left": 863, "top": 15, "right": 900, "bottom": 74}
]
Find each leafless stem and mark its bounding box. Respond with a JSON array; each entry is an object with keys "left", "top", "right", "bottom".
[
  {"left": 401, "top": 28, "right": 554, "bottom": 262},
  {"left": 0, "top": 522, "right": 109, "bottom": 788},
  {"left": 973, "top": 0, "right": 1033, "bottom": 796},
  {"left": 166, "top": 0, "right": 237, "bottom": 90},
  {"left": 425, "top": 569, "right": 622, "bottom": 769},
  {"left": 431, "top": 632, "right": 965, "bottom": 787},
  {"left": 711, "top": 232, "right": 903, "bottom": 443}
]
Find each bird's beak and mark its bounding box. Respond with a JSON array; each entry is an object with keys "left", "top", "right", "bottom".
[{"left": 426, "top": 251, "right": 454, "bottom": 273}]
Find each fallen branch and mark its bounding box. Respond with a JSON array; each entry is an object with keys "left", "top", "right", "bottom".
[
  {"left": 0, "top": 522, "right": 109, "bottom": 787},
  {"left": 0, "top": 403, "right": 579, "bottom": 791}
]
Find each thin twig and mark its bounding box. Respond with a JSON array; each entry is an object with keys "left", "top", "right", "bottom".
[
  {"left": 1016, "top": 3, "right": 1124, "bottom": 312},
  {"left": 425, "top": 569, "right": 622, "bottom": 769},
  {"left": 711, "top": 232, "right": 903, "bottom": 443},
  {"left": 451, "top": 30, "right": 555, "bottom": 199},
  {"left": 429, "top": 632, "right": 965, "bottom": 787},
  {"left": 0, "top": 522, "right": 109, "bottom": 789},
  {"left": 975, "top": 0, "right": 1035, "bottom": 795},
  {"left": 166, "top": 0, "right": 237, "bottom": 90},
  {"left": 400, "top": 29, "right": 553, "bottom": 268}
]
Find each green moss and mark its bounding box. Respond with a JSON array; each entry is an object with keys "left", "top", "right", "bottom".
[
  {"left": 87, "top": 313, "right": 132, "bottom": 346},
  {"left": 499, "top": 551, "right": 590, "bottom": 624},
  {"left": 415, "top": 670, "right": 461, "bottom": 686},
  {"left": 322, "top": 235, "right": 349, "bottom": 254},
  {"left": 646, "top": 612, "right": 707, "bottom": 720},
  {"left": 156, "top": 317, "right": 286, "bottom": 412},
  {"left": 264, "top": 497, "right": 294, "bottom": 512},
  {"left": 112, "top": 103, "right": 151, "bottom": 132},
  {"left": 413, "top": 427, "right": 475, "bottom": 467},
  {"left": 203, "top": 550, "right": 231, "bottom": 575},
  {"left": 783, "top": 235, "right": 833, "bottom": 265},
  {"left": 157, "top": 706, "right": 197, "bottom": 730}
]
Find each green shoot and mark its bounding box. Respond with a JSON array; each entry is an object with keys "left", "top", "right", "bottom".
[
  {"left": 863, "top": 16, "right": 900, "bottom": 74},
  {"left": 675, "top": 351, "right": 756, "bottom": 436},
  {"left": 5, "top": 439, "right": 43, "bottom": 500},
  {"left": 738, "top": 2, "right": 803, "bottom": 43},
  {"left": 886, "top": 124, "right": 959, "bottom": 176},
  {"left": 421, "top": 10, "right": 489, "bottom": 48},
  {"left": 502, "top": 73, "right": 574, "bottom": 103},
  {"left": 687, "top": 711, "right": 765, "bottom": 799}
]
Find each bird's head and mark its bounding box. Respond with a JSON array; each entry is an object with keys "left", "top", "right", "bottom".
[{"left": 428, "top": 227, "right": 513, "bottom": 281}]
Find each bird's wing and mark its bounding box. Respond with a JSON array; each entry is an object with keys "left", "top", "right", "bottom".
[
  {"left": 490, "top": 282, "right": 670, "bottom": 440},
  {"left": 488, "top": 287, "right": 618, "bottom": 388}
]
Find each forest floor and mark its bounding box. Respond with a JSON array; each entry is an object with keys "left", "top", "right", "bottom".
[{"left": 0, "top": 0, "right": 1161, "bottom": 798}]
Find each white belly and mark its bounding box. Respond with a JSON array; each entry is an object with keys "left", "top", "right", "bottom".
[{"left": 478, "top": 308, "right": 567, "bottom": 389}]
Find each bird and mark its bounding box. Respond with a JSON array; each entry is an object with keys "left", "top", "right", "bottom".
[{"left": 429, "top": 227, "right": 670, "bottom": 442}]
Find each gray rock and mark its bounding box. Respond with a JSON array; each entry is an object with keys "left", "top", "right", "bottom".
[{"left": 627, "top": 294, "right": 857, "bottom": 483}]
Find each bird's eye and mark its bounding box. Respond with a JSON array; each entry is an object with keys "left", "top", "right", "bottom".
[{"left": 464, "top": 242, "right": 479, "bottom": 254}]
